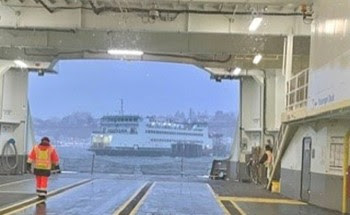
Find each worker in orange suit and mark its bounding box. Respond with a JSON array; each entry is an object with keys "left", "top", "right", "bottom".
[{"left": 27, "top": 137, "right": 60, "bottom": 198}]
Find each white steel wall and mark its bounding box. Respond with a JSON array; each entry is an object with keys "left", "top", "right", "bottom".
[
  {"left": 281, "top": 125, "right": 314, "bottom": 171},
  {"left": 0, "top": 68, "right": 29, "bottom": 155},
  {"left": 282, "top": 120, "right": 350, "bottom": 176},
  {"left": 241, "top": 70, "right": 285, "bottom": 152},
  {"left": 308, "top": 0, "right": 350, "bottom": 110},
  {"left": 242, "top": 76, "right": 261, "bottom": 132}
]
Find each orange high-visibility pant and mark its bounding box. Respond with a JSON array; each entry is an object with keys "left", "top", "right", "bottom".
[{"left": 36, "top": 176, "right": 48, "bottom": 196}]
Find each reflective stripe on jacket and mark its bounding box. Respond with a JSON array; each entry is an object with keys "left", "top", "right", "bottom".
[{"left": 34, "top": 145, "right": 53, "bottom": 170}]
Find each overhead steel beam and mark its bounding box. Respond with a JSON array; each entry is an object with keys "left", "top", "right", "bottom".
[
  {"left": 0, "top": 46, "right": 286, "bottom": 69},
  {"left": 0, "top": 28, "right": 309, "bottom": 69},
  {"left": 0, "top": 28, "right": 286, "bottom": 55}
]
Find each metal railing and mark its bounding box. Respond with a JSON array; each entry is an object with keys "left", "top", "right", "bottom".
[
  {"left": 58, "top": 151, "right": 212, "bottom": 177},
  {"left": 286, "top": 69, "right": 309, "bottom": 111}
]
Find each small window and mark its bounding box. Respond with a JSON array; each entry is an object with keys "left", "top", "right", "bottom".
[{"left": 329, "top": 136, "right": 343, "bottom": 170}]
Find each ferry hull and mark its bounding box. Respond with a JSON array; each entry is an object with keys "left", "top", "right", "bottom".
[
  {"left": 90, "top": 143, "right": 204, "bottom": 157},
  {"left": 89, "top": 147, "right": 172, "bottom": 157}
]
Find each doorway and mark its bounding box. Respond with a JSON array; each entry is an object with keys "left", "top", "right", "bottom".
[{"left": 301, "top": 137, "right": 312, "bottom": 201}]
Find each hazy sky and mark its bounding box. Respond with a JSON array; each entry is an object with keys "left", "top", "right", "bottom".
[{"left": 29, "top": 60, "right": 239, "bottom": 119}]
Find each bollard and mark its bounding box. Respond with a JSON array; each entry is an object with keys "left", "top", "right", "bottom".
[
  {"left": 181, "top": 156, "right": 184, "bottom": 178},
  {"left": 91, "top": 153, "right": 95, "bottom": 175}
]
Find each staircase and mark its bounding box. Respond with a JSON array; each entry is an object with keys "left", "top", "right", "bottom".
[
  {"left": 267, "top": 123, "right": 297, "bottom": 189},
  {"left": 266, "top": 68, "right": 309, "bottom": 189}
]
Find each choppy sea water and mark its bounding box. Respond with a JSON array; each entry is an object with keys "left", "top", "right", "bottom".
[{"left": 56, "top": 146, "right": 214, "bottom": 176}]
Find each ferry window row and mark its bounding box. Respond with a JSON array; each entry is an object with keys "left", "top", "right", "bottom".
[
  {"left": 102, "top": 128, "right": 138, "bottom": 134},
  {"left": 150, "top": 138, "right": 203, "bottom": 143},
  {"left": 102, "top": 118, "right": 139, "bottom": 122},
  {"left": 145, "top": 130, "right": 203, "bottom": 136}
]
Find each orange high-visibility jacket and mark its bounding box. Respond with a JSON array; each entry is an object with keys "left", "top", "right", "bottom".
[{"left": 28, "top": 144, "right": 59, "bottom": 176}]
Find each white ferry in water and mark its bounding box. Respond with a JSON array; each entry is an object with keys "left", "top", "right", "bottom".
[{"left": 90, "top": 115, "right": 213, "bottom": 157}]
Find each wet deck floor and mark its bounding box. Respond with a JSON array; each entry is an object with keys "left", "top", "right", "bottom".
[
  {"left": 0, "top": 174, "right": 342, "bottom": 215},
  {"left": 136, "top": 182, "right": 223, "bottom": 215},
  {"left": 210, "top": 180, "right": 341, "bottom": 215},
  {"left": 0, "top": 175, "right": 84, "bottom": 212},
  {"left": 13, "top": 179, "right": 145, "bottom": 215}
]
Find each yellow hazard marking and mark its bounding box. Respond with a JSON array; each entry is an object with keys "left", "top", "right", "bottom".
[
  {"left": 207, "top": 184, "right": 230, "bottom": 215},
  {"left": 231, "top": 200, "right": 247, "bottom": 215},
  {"left": 219, "top": 196, "right": 307, "bottom": 205}
]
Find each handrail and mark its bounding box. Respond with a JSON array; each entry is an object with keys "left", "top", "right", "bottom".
[
  {"left": 273, "top": 124, "right": 286, "bottom": 159},
  {"left": 267, "top": 124, "right": 289, "bottom": 189}
]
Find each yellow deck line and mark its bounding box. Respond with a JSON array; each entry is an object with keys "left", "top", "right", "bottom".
[
  {"left": 0, "top": 196, "right": 38, "bottom": 214},
  {"left": 231, "top": 201, "right": 247, "bottom": 215},
  {"left": 47, "top": 178, "right": 92, "bottom": 196},
  {"left": 219, "top": 196, "right": 307, "bottom": 205},
  {"left": 130, "top": 182, "right": 156, "bottom": 215},
  {"left": 206, "top": 184, "right": 230, "bottom": 215},
  {"left": 0, "top": 191, "right": 34, "bottom": 194},
  {"left": 0, "top": 179, "right": 32, "bottom": 188},
  {"left": 113, "top": 181, "right": 148, "bottom": 215},
  {"left": 2, "top": 178, "right": 92, "bottom": 215},
  {"left": 4, "top": 199, "right": 46, "bottom": 215}
]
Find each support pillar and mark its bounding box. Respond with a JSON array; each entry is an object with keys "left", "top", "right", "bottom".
[
  {"left": 284, "top": 34, "right": 294, "bottom": 111},
  {"left": 0, "top": 66, "right": 30, "bottom": 174},
  {"left": 342, "top": 131, "right": 350, "bottom": 214},
  {"left": 227, "top": 117, "right": 241, "bottom": 180},
  {"left": 284, "top": 34, "right": 294, "bottom": 80}
]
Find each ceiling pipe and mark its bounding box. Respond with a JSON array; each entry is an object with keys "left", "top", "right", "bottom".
[
  {"left": 34, "top": 0, "right": 54, "bottom": 13},
  {"left": 88, "top": 0, "right": 99, "bottom": 15},
  {"left": 22, "top": 48, "right": 233, "bottom": 64},
  {"left": 9, "top": 1, "right": 313, "bottom": 17},
  {"left": 261, "top": 69, "right": 276, "bottom": 147},
  {"left": 72, "top": 1, "right": 312, "bottom": 17}
]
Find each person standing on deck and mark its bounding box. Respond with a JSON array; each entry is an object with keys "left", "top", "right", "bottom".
[
  {"left": 26, "top": 137, "right": 60, "bottom": 198},
  {"left": 259, "top": 145, "right": 274, "bottom": 183}
]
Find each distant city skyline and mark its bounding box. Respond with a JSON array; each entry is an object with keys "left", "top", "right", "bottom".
[
  {"left": 29, "top": 60, "right": 239, "bottom": 119},
  {"left": 32, "top": 109, "right": 236, "bottom": 120}
]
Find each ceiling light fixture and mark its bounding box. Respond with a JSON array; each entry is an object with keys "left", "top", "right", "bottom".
[
  {"left": 232, "top": 67, "right": 242, "bottom": 76},
  {"left": 14, "top": 60, "right": 28, "bottom": 68},
  {"left": 107, "top": 49, "right": 144, "bottom": 56},
  {"left": 249, "top": 17, "right": 263, "bottom": 32},
  {"left": 253, "top": 54, "right": 263, "bottom": 64}
]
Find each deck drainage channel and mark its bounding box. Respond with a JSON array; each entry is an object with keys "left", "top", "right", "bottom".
[{"left": 118, "top": 182, "right": 153, "bottom": 215}]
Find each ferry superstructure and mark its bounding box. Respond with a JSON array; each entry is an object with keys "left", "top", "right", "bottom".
[{"left": 90, "top": 115, "right": 212, "bottom": 156}]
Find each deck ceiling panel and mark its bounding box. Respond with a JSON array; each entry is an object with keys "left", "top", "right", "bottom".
[
  {"left": 0, "top": 0, "right": 312, "bottom": 70},
  {"left": 0, "top": 0, "right": 312, "bottom": 35}
]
